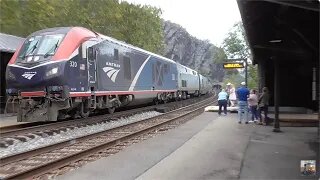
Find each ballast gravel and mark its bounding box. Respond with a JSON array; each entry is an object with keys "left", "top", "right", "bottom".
[{"left": 0, "top": 111, "right": 162, "bottom": 158}]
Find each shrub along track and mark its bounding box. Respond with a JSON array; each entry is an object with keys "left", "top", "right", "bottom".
[{"left": 0, "top": 95, "right": 217, "bottom": 180}]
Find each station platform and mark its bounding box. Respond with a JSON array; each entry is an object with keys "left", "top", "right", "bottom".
[
  {"left": 205, "top": 106, "right": 319, "bottom": 127},
  {"left": 269, "top": 113, "right": 319, "bottom": 127},
  {"left": 59, "top": 111, "right": 319, "bottom": 180},
  {"left": 0, "top": 114, "right": 27, "bottom": 128}
]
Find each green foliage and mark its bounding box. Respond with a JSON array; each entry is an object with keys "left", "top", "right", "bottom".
[
  {"left": 0, "top": 0, "right": 164, "bottom": 54},
  {"left": 247, "top": 64, "right": 258, "bottom": 90},
  {"left": 222, "top": 21, "right": 258, "bottom": 89},
  {"left": 212, "top": 46, "right": 227, "bottom": 64},
  {"left": 118, "top": 2, "right": 164, "bottom": 53},
  {"left": 0, "top": 0, "right": 24, "bottom": 35},
  {"left": 223, "top": 73, "right": 243, "bottom": 89},
  {"left": 222, "top": 22, "right": 250, "bottom": 59}
]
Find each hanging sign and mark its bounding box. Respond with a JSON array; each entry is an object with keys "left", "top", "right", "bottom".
[{"left": 223, "top": 62, "right": 245, "bottom": 69}]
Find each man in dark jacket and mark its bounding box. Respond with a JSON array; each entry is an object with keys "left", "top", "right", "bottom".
[
  {"left": 258, "top": 87, "right": 270, "bottom": 125},
  {"left": 236, "top": 82, "right": 250, "bottom": 124}
]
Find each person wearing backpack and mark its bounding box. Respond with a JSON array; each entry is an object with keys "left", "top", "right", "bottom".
[{"left": 258, "top": 87, "right": 270, "bottom": 125}]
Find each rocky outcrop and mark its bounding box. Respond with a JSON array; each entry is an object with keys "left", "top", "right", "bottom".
[{"left": 163, "top": 21, "right": 224, "bottom": 82}]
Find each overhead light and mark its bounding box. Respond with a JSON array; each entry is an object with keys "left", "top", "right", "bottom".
[{"left": 269, "top": 39, "right": 282, "bottom": 43}]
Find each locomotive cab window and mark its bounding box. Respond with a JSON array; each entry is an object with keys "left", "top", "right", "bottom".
[
  {"left": 17, "top": 34, "right": 64, "bottom": 63},
  {"left": 88, "top": 47, "right": 95, "bottom": 62}
]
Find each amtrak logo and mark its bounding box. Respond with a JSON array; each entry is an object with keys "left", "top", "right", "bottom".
[
  {"left": 103, "top": 67, "right": 120, "bottom": 82},
  {"left": 22, "top": 72, "right": 37, "bottom": 80}
]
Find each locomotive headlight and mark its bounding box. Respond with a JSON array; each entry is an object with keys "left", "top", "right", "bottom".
[
  {"left": 47, "top": 86, "right": 63, "bottom": 92},
  {"left": 46, "top": 67, "right": 59, "bottom": 77},
  {"left": 6, "top": 88, "right": 18, "bottom": 95}
]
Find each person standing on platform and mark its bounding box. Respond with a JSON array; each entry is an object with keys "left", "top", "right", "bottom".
[
  {"left": 236, "top": 82, "right": 250, "bottom": 124},
  {"left": 226, "top": 83, "right": 232, "bottom": 106},
  {"left": 217, "top": 89, "right": 228, "bottom": 116},
  {"left": 258, "top": 87, "right": 270, "bottom": 125},
  {"left": 226, "top": 83, "right": 236, "bottom": 107},
  {"left": 248, "top": 89, "right": 259, "bottom": 122},
  {"left": 229, "top": 84, "right": 237, "bottom": 107}
]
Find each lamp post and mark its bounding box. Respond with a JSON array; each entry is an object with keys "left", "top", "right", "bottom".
[{"left": 245, "top": 58, "right": 248, "bottom": 87}]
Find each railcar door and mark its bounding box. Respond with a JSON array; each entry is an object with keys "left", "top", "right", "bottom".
[{"left": 87, "top": 46, "right": 97, "bottom": 90}]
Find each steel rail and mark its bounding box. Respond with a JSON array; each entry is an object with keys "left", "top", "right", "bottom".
[
  {"left": 0, "top": 97, "right": 216, "bottom": 180},
  {"left": 0, "top": 95, "right": 210, "bottom": 138}
]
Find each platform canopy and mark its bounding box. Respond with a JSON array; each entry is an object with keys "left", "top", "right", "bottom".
[
  {"left": 237, "top": 0, "right": 319, "bottom": 65},
  {"left": 0, "top": 33, "right": 24, "bottom": 53},
  {"left": 237, "top": 0, "right": 319, "bottom": 112}
]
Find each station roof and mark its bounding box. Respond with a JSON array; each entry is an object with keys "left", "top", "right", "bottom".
[
  {"left": 237, "top": 0, "right": 319, "bottom": 64},
  {"left": 0, "top": 33, "right": 24, "bottom": 53}
]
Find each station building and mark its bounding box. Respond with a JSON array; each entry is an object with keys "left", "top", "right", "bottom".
[
  {"left": 237, "top": 0, "right": 319, "bottom": 119},
  {"left": 0, "top": 33, "right": 24, "bottom": 113}
]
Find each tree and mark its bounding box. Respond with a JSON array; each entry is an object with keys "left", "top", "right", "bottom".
[
  {"left": 222, "top": 22, "right": 250, "bottom": 59},
  {"left": 221, "top": 21, "right": 258, "bottom": 89},
  {"left": 0, "top": 0, "right": 24, "bottom": 36},
  {"left": 247, "top": 64, "right": 258, "bottom": 89},
  {"left": 0, "top": 0, "right": 164, "bottom": 54}
]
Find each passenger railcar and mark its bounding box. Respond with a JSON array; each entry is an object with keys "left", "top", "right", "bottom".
[
  {"left": 199, "top": 74, "right": 211, "bottom": 95},
  {"left": 176, "top": 63, "right": 200, "bottom": 99},
  {"left": 6, "top": 27, "right": 211, "bottom": 122}
]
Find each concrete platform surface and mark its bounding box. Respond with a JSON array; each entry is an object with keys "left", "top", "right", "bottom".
[
  {"left": 59, "top": 112, "right": 219, "bottom": 180},
  {"left": 269, "top": 113, "right": 319, "bottom": 121},
  {"left": 59, "top": 112, "right": 319, "bottom": 180},
  {"left": 204, "top": 105, "right": 238, "bottom": 112},
  {"left": 137, "top": 114, "right": 255, "bottom": 180},
  {"left": 0, "top": 114, "right": 27, "bottom": 128}
]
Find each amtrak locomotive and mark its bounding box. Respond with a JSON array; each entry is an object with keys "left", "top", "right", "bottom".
[{"left": 6, "top": 27, "right": 212, "bottom": 122}]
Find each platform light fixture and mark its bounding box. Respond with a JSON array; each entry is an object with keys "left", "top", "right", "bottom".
[{"left": 269, "top": 39, "right": 282, "bottom": 43}]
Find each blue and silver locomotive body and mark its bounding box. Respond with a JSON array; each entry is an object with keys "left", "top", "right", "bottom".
[{"left": 6, "top": 27, "right": 212, "bottom": 122}]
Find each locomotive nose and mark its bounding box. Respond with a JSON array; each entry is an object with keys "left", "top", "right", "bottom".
[{"left": 6, "top": 61, "right": 65, "bottom": 89}]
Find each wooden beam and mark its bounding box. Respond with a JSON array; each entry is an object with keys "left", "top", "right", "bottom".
[{"left": 263, "top": 0, "right": 319, "bottom": 12}]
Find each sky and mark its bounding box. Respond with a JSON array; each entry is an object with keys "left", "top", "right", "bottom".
[{"left": 124, "top": 0, "right": 242, "bottom": 46}]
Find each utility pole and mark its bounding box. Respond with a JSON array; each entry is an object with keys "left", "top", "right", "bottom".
[
  {"left": 273, "top": 58, "right": 281, "bottom": 132},
  {"left": 245, "top": 58, "right": 248, "bottom": 87}
]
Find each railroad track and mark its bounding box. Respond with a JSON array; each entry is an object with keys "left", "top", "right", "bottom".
[
  {"left": 0, "top": 96, "right": 216, "bottom": 179},
  {"left": 0, "top": 94, "right": 211, "bottom": 141}
]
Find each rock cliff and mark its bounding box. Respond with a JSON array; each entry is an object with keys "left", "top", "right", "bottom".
[{"left": 163, "top": 21, "right": 225, "bottom": 82}]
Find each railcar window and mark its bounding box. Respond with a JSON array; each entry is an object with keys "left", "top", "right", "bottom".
[
  {"left": 123, "top": 56, "right": 131, "bottom": 80},
  {"left": 152, "top": 64, "right": 155, "bottom": 82},
  {"left": 182, "top": 80, "right": 187, "bottom": 87},
  {"left": 164, "top": 64, "right": 169, "bottom": 73},
  {"left": 152, "top": 61, "right": 164, "bottom": 86},
  {"left": 88, "top": 47, "right": 95, "bottom": 62},
  {"left": 114, "top": 49, "right": 119, "bottom": 60},
  {"left": 157, "top": 61, "right": 163, "bottom": 86}
]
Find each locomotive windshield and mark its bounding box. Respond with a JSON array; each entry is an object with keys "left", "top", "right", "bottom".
[
  {"left": 18, "top": 36, "right": 42, "bottom": 58},
  {"left": 37, "top": 34, "right": 63, "bottom": 56},
  {"left": 17, "top": 34, "right": 64, "bottom": 63}
]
